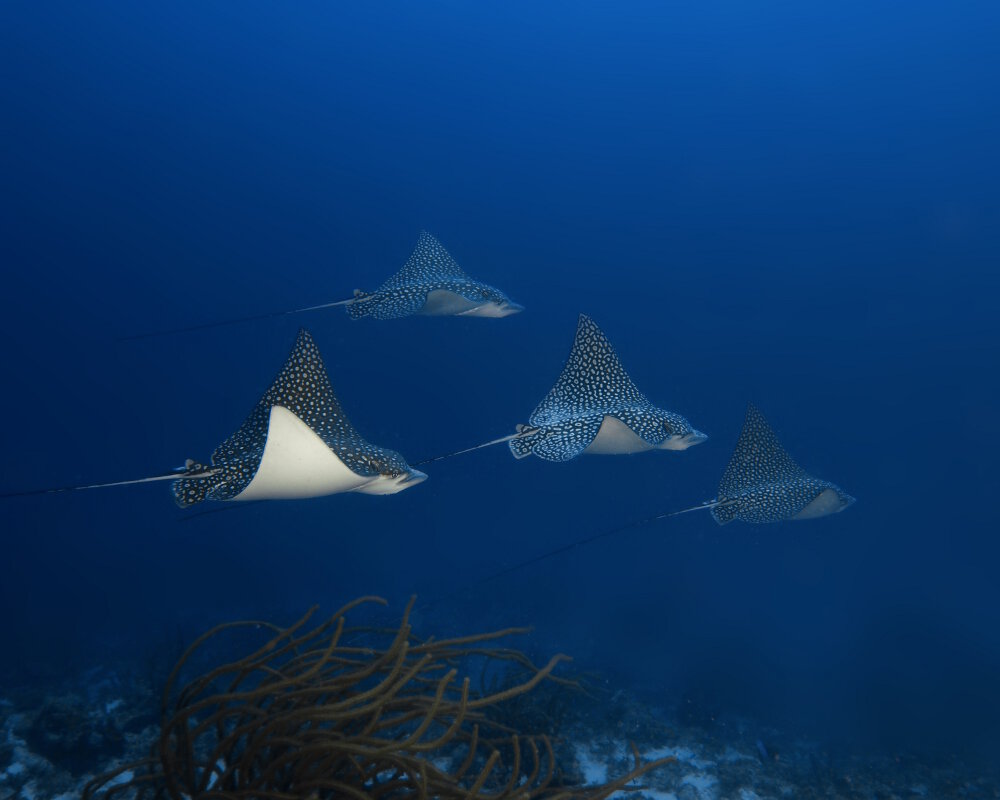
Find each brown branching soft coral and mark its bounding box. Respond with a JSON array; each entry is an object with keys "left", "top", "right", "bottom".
[{"left": 84, "top": 596, "right": 672, "bottom": 799}]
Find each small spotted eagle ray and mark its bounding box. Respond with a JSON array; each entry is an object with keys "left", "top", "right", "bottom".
[
  {"left": 347, "top": 231, "right": 523, "bottom": 320},
  {"left": 703, "top": 402, "right": 855, "bottom": 524},
  {"left": 472, "top": 402, "right": 855, "bottom": 584},
  {"left": 414, "top": 314, "right": 706, "bottom": 467},
  {"left": 1, "top": 330, "right": 426, "bottom": 504},
  {"left": 510, "top": 314, "right": 706, "bottom": 461},
  {"left": 121, "top": 232, "right": 521, "bottom": 340}
]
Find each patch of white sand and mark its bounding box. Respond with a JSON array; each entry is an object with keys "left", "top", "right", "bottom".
[
  {"left": 680, "top": 771, "right": 719, "bottom": 800},
  {"left": 644, "top": 745, "right": 715, "bottom": 770},
  {"left": 574, "top": 743, "right": 609, "bottom": 785},
  {"left": 722, "top": 746, "right": 756, "bottom": 763}
]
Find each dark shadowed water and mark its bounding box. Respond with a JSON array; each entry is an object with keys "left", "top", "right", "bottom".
[{"left": 2, "top": 0, "right": 999, "bottom": 792}]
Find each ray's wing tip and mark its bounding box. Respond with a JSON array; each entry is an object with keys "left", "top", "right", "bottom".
[{"left": 745, "top": 401, "right": 767, "bottom": 422}]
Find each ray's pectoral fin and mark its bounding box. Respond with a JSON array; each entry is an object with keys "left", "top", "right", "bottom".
[
  {"left": 584, "top": 414, "right": 655, "bottom": 455},
  {"left": 234, "top": 405, "right": 370, "bottom": 501},
  {"left": 420, "top": 289, "right": 483, "bottom": 316},
  {"left": 792, "top": 487, "right": 852, "bottom": 520}
]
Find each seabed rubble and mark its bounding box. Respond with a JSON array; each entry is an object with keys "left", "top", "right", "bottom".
[{"left": 1, "top": 679, "right": 998, "bottom": 800}]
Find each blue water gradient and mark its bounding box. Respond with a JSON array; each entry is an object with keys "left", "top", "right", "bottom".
[{"left": 1, "top": 0, "right": 998, "bottom": 767}]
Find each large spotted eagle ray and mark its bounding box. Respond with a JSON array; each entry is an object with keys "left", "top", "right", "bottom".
[
  {"left": 472, "top": 402, "right": 855, "bottom": 583},
  {"left": 1, "top": 330, "right": 426, "bottom": 504},
  {"left": 122, "top": 232, "right": 522, "bottom": 340},
  {"left": 415, "top": 314, "right": 706, "bottom": 467},
  {"left": 172, "top": 329, "right": 427, "bottom": 505}
]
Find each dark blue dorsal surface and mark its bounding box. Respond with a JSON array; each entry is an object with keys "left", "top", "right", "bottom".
[
  {"left": 713, "top": 404, "right": 839, "bottom": 524},
  {"left": 348, "top": 232, "right": 513, "bottom": 320},
  {"left": 529, "top": 314, "right": 647, "bottom": 425}
]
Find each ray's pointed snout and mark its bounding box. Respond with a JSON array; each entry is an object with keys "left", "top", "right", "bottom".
[
  {"left": 664, "top": 429, "right": 708, "bottom": 451},
  {"left": 399, "top": 467, "right": 428, "bottom": 487},
  {"left": 687, "top": 429, "right": 709, "bottom": 446},
  {"left": 501, "top": 300, "right": 525, "bottom": 316},
  {"left": 352, "top": 466, "right": 428, "bottom": 496}
]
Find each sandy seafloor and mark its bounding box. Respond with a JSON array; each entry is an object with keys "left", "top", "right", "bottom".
[{"left": 2, "top": 663, "right": 996, "bottom": 800}]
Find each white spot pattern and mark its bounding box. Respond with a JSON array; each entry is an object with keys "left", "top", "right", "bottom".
[
  {"left": 172, "top": 330, "right": 412, "bottom": 507},
  {"left": 510, "top": 314, "right": 702, "bottom": 462},
  {"left": 712, "top": 403, "right": 853, "bottom": 524},
  {"left": 347, "top": 231, "right": 518, "bottom": 320}
]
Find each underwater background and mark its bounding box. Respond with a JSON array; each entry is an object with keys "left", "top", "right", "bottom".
[{"left": 2, "top": 0, "right": 999, "bottom": 792}]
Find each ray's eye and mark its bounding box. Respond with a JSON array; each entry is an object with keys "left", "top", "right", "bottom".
[{"left": 662, "top": 420, "right": 674, "bottom": 434}]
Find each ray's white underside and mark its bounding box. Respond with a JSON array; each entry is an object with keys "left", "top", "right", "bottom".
[
  {"left": 791, "top": 487, "right": 846, "bottom": 520},
  {"left": 420, "top": 289, "right": 519, "bottom": 318},
  {"left": 234, "top": 406, "right": 385, "bottom": 500},
  {"left": 583, "top": 414, "right": 702, "bottom": 455}
]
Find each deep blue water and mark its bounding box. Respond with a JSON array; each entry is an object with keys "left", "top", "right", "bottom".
[{"left": 2, "top": 0, "right": 999, "bottom": 772}]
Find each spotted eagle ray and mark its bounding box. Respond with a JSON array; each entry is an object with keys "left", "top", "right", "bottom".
[
  {"left": 1, "top": 330, "right": 426, "bottom": 504},
  {"left": 702, "top": 402, "right": 855, "bottom": 523},
  {"left": 347, "top": 231, "right": 523, "bottom": 320},
  {"left": 471, "top": 402, "right": 854, "bottom": 583},
  {"left": 121, "top": 232, "right": 522, "bottom": 340},
  {"left": 413, "top": 314, "right": 706, "bottom": 467},
  {"left": 510, "top": 314, "right": 706, "bottom": 461}
]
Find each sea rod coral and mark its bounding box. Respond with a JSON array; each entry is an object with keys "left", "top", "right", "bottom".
[{"left": 83, "top": 596, "right": 672, "bottom": 799}]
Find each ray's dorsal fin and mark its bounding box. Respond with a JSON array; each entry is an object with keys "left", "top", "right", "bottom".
[
  {"left": 530, "top": 314, "right": 647, "bottom": 424},
  {"left": 380, "top": 231, "right": 470, "bottom": 289},
  {"left": 717, "top": 402, "right": 805, "bottom": 501}
]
